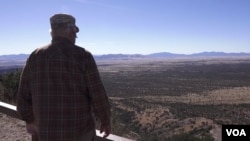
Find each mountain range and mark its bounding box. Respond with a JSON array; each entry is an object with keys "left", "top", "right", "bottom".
[{"left": 0, "top": 52, "right": 250, "bottom": 61}]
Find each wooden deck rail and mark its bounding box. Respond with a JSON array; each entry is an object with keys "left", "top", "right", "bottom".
[{"left": 0, "top": 101, "right": 134, "bottom": 141}]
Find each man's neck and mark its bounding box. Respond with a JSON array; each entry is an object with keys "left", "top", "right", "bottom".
[{"left": 52, "top": 35, "right": 75, "bottom": 44}]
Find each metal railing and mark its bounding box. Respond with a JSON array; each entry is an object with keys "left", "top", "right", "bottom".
[{"left": 0, "top": 101, "right": 134, "bottom": 141}]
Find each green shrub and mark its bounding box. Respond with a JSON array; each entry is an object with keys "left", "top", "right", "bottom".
[{"left": 0, "top": 70, "right": 21, "bottom": 103}]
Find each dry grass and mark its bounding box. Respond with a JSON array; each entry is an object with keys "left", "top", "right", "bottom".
[
  {"left": 106, "top": 57, "right": 250, "bottom": 140},
  {"left": 133, "top": 86, "right": 250, "bottom": 105},
  {"left": 1, "top": 57, "right": 250, "bottom": 141}
]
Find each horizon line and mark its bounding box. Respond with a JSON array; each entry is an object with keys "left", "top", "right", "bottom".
[{"left": 1, "top": 51, "right": 250, "bottom": 56}]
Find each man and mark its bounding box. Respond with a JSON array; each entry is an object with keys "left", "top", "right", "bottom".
[{"left": 17, "top": 13, "right": 111, "bottom": 141}]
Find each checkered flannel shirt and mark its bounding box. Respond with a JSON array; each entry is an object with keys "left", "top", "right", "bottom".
[{"left": 17, "top": 37, "right": 111, "bottom": 141}]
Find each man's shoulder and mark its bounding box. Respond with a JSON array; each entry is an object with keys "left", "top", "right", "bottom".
[
  {"left": 74, "top": 45, "right": 92, "bottom": 56},
  {"left": 26, "top": 44, "right": 51, "bottom": 60},
  {"left": 31, "top": 44, "right": 51, "bottom": 55}
]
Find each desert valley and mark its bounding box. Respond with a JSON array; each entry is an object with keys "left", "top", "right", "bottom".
[{"left": 1, "top": 53, "right": 250, "bottom": 141}]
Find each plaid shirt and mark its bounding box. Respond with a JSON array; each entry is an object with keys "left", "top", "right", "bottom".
[{"left": 17, "top": 37, "right": 111, "bottom": 141}]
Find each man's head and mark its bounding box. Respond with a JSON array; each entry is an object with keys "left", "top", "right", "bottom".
[{"left": 50, "top": 13, "right": 79, "bottom": 44}]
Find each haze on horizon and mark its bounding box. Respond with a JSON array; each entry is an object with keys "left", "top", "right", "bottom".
[{"left": 0, "top": 0, "right": 249, "bottom": 55}]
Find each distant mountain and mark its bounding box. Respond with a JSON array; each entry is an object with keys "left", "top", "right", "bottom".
[
  {"left": 148, "top": 52, "right": 250, "bottom": 58},
  {"left": 95, "top": 52, "right": 250, "bottom": 59},
  {"left": 190, "top": 51, "right": 250, "bottom": 57},
  {"left": 1, "top": 52, "right": 249, "bottom": 74},
  {"left": 94, "top": 54, "right": 144, "bottom": 60},
  {"left": 148, "top": 52, "right": 187, "bottom": 58},
  {"left": 0, "top": 54, "right": 29, "bottom": 60},
  {"left": 0, "top": 52, "right": 249, "bottom": 62}
]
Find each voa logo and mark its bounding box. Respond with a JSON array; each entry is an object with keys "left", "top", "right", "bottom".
[{"left": 226, "top": 129, "right": 246, "bottom": 136}]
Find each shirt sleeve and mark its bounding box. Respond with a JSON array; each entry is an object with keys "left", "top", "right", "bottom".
[
  {"left": 85, "top": 52, "right": 111, "bottom": 126},
  {"left": 16, "top": 56, "right": 35, "bottom": 124}
]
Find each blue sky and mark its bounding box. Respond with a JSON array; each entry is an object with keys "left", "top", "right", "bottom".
[{"left": 0, "top": 0, "right": 249, "bottom": 55}]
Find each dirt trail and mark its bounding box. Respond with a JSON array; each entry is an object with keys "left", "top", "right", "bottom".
[{"left": 0, "top": 113, "right": 31, "bottom": 141}]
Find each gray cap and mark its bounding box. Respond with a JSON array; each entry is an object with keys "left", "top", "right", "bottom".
[{"left": 50, "top": 13, "right": 79, "bottom": 32}]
